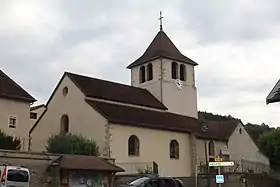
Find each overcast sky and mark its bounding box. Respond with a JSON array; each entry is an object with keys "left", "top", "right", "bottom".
[{"left": 1, "top": 0, "right": 280, "bottom": 127}]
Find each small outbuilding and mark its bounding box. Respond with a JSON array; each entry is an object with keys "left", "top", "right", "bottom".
[{"left": 52, "top": 155, "right": 124, "bottom": 187}]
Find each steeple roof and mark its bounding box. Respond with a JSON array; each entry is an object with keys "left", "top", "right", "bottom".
[{"left": 127, "top": 30, "right": 198, "bottom": 69}]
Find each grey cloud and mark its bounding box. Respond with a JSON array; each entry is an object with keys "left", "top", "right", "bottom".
[{"left": 180, "top": 0, "right": 280, "bottom": 44}]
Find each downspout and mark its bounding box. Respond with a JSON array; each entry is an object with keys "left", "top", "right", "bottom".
[{"left": 160, "top": 58, "right": 163, "bottom": 102}]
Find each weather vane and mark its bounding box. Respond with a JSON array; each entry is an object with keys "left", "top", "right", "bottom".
[{"left": 159, "top": 11, "right": 163, "bottom": 31}]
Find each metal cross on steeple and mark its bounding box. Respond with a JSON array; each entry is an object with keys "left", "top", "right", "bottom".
[{"left": 159, "top": 11, "right": 163, "bottom": 31}]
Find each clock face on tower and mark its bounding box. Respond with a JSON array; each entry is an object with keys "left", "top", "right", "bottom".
[{"left": 175, "top": 79, "right": 184, "bottom": 90}]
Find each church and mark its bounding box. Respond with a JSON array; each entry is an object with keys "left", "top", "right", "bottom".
[{"left": 29, "top": 24, "right": 270, "bottom": 177}]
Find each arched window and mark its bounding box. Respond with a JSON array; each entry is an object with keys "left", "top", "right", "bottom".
[
  {"left": 208, "top": 141, "right": 215, "bottom": 156},
  {"left": 170, "top": 140, "right": 179, "bottom": 159},
  {"left": 179, "top": 64, "right": 186, "bottom": 81},
  {"left": 239, "top": 128, "right": 242, "bottom": 134},
  {"left": 60, "top": 115, "right": 69, "bottom": 134},
  {"left": 128, "top": 135, "right": 140, "bottom": 156},
  {"left": 147, "top": 63, "right": 153, "bottom": 81},
  {"left": 172, "top": 62, "right": 178, "bottom": 79},
  {"left": 139, "top": 66, "right": 146, "bottom": 83}
]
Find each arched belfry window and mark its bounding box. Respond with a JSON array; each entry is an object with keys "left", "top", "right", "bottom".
[
  {"left": 139, "top": 66, "right": 146, "bottom": 83},
  {"left": 60, "top": 115, "right": 69, "bottom": 134},
  {"left": 172, "top": 62, "right": 178, "bottom": 79},
  {"left": 128, "top": 135, "right": 140, "bottom": 156},
  {"left": 209, "top": 141, "right": 215, "bottom": 156},
  {"left": 147, "top": 63, "right": 153, "bottom": 81},
  {"left": 170, "top": 140, "right": 179, "bottom": 159},
  {"left": 180, "top": 64, "right": 186, "bottom": 81}
]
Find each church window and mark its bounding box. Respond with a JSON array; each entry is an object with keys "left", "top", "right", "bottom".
[
  {"left": 62, "top": 86, "right": 68, "bottom": 97},
  {"left": 60, "top": 114, "right": 69, "bottom": 134},
  {"left": 179, "top": 64, "right": 186, "bottom": 81},
  {"left": 147, "top": 63, "right": 153, "bottom": 81},
  {"left": 172, "top": 62, "right": 178, "bottom": 79},
  {"left": 208, "top": 141, "right": 215, "bottom": 156},
  {"left": 239, "top": 128, "right": 242, "bottom": 134},
  {"left": 170, "top": 140, "right": 179, "bottom": 159},
  {"left": 128, "top": 135, "right": 140, "bottom": 156},
  {"left": 139, "top": 66, "right": 146, "bottom": 83}
]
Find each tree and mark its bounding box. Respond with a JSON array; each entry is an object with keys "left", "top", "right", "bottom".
[
  {"left": 245, "top": 123, "right": 274, "bottom": 143},
  {"left": 0, "top": 130, "right": 21, "bottom": 150},
  {"left": 46, "top": 133, "right": 99, "bottom": 156},
  {"left": 259, "top": 129, "right": 280, "bottom": 167},
  {"left": 136, "top": 166, "right": 153, "bottom": 174}
]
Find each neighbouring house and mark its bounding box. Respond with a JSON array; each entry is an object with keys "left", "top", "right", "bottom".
[
  {"left": 196, "top": 120, "right": 270, "bottom": 174},
  {"left": 29, "top": 25, "right": 270, "bottom": 177},
  {"left": 266, "top": 79, "right": 280, "bottom": 104},
  {"left": 30, "top": 104, "right": 46, "bottom": 128},
  {"left": 0, "top": 70, "right": 36, "bottom": 151}
]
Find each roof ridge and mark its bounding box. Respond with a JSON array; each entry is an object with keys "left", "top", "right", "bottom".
[
  {"left": 85, "top": 98, "right": 165, "bottom": 113},
  {"left": 65, "top": 71, "right": 149, "bottom": 93}
]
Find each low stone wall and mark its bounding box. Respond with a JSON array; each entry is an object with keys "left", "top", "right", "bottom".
[{"left": 197, "top": 173, "right": 280, "bottom": 187}]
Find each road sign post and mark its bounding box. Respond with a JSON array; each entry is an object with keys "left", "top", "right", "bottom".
[
  {"left": 209, "top": 161, "right": 234, "bottom": 186},
  {"left": 216, "top": 167, "right": 224, "bottom": 186}
]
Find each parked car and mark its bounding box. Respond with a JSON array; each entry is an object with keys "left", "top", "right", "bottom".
[
  {"left": 122, "top": 176, "right": 184, "bottom": 187},
  {"left": 0, "top": 165, "right": 30, "bottom": 187}
]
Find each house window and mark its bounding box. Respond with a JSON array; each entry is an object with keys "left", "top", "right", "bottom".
[
  {"left": 172, "top": 62, "right": 178, "bottom": 79},
  {"left": 209, "top": 141, "right": 215, "bottom": 156},
  {"left": 139, "top": 66, "right": 146, "bottom": 83},
  {"left": 128, "top": 135, "right": 140, "bottom": 156},
  {"left": 62, "top": 86, "right": 68, "bottom": 97},
  {"left": 8, "top": 116, "right": 17, "bottom": 128},
  {"left": 147, "top": 63, "right": 153, "bottom": 81},
  {"left": 239, "top": 128, "right": 242, "bottom": 134},
  {"left": 30, "top": 112, "right": 37, "bottom": 119},
  {"left": 170, "top": 140, "right": 179, "bottom": 159},
  {"left": 179, "top": 64, "right": 186, "bottom": 81},
  {"left": 60, "top": 115, "right": 69, "bottom": 134}
]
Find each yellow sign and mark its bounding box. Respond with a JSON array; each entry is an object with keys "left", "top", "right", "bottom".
[{"left": 215, "top": 157, "right": 223, "bottom": 162}]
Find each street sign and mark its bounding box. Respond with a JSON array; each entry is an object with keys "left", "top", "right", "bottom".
[
  {"left": 209, "top": 161, "right": 234, "bottom": 167},
  {"left": 216, "top": 175, "right": 224, "bottom": 184},
  {"left": 215, "top": 157, "right": 223, "bottom": 162}
]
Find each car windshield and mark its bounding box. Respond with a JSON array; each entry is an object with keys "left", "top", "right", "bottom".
[{"left": 129, "top": 177, "right": 150, "bottom": 186}]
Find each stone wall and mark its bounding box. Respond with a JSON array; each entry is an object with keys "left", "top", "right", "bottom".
[{"left": 197, "top": 173, "right": 280, "bottom": 187}]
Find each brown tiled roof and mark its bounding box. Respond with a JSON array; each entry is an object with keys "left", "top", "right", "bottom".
[
  {"left": 0, "top": 70, "right": 36, "bottom": 103},
  {"left": 56, "top": 155, "right": 124, "bottom": 172},
  {"left": 196, "top": 120, "right": 239, "bottom": 141},
  {"left": 127, "top": 30, "right": 198, "bottom": 69},
  {"left": 267, "top": 79, "right": 280, "bottom": 104},
  {"left": 66, "top": 72, "right": 167, "bottom": 110},
  {"left": 86, "top": 99, "right": 200, "bottom": 133}
]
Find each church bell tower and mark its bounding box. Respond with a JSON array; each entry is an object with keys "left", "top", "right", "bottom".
[{"left": 126, "top": 12, "right": 198, "bottom": 118}]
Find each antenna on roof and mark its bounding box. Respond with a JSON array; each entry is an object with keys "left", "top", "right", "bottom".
[{"left": 159, "top": 11, "right": 164, "bottom": 31}]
